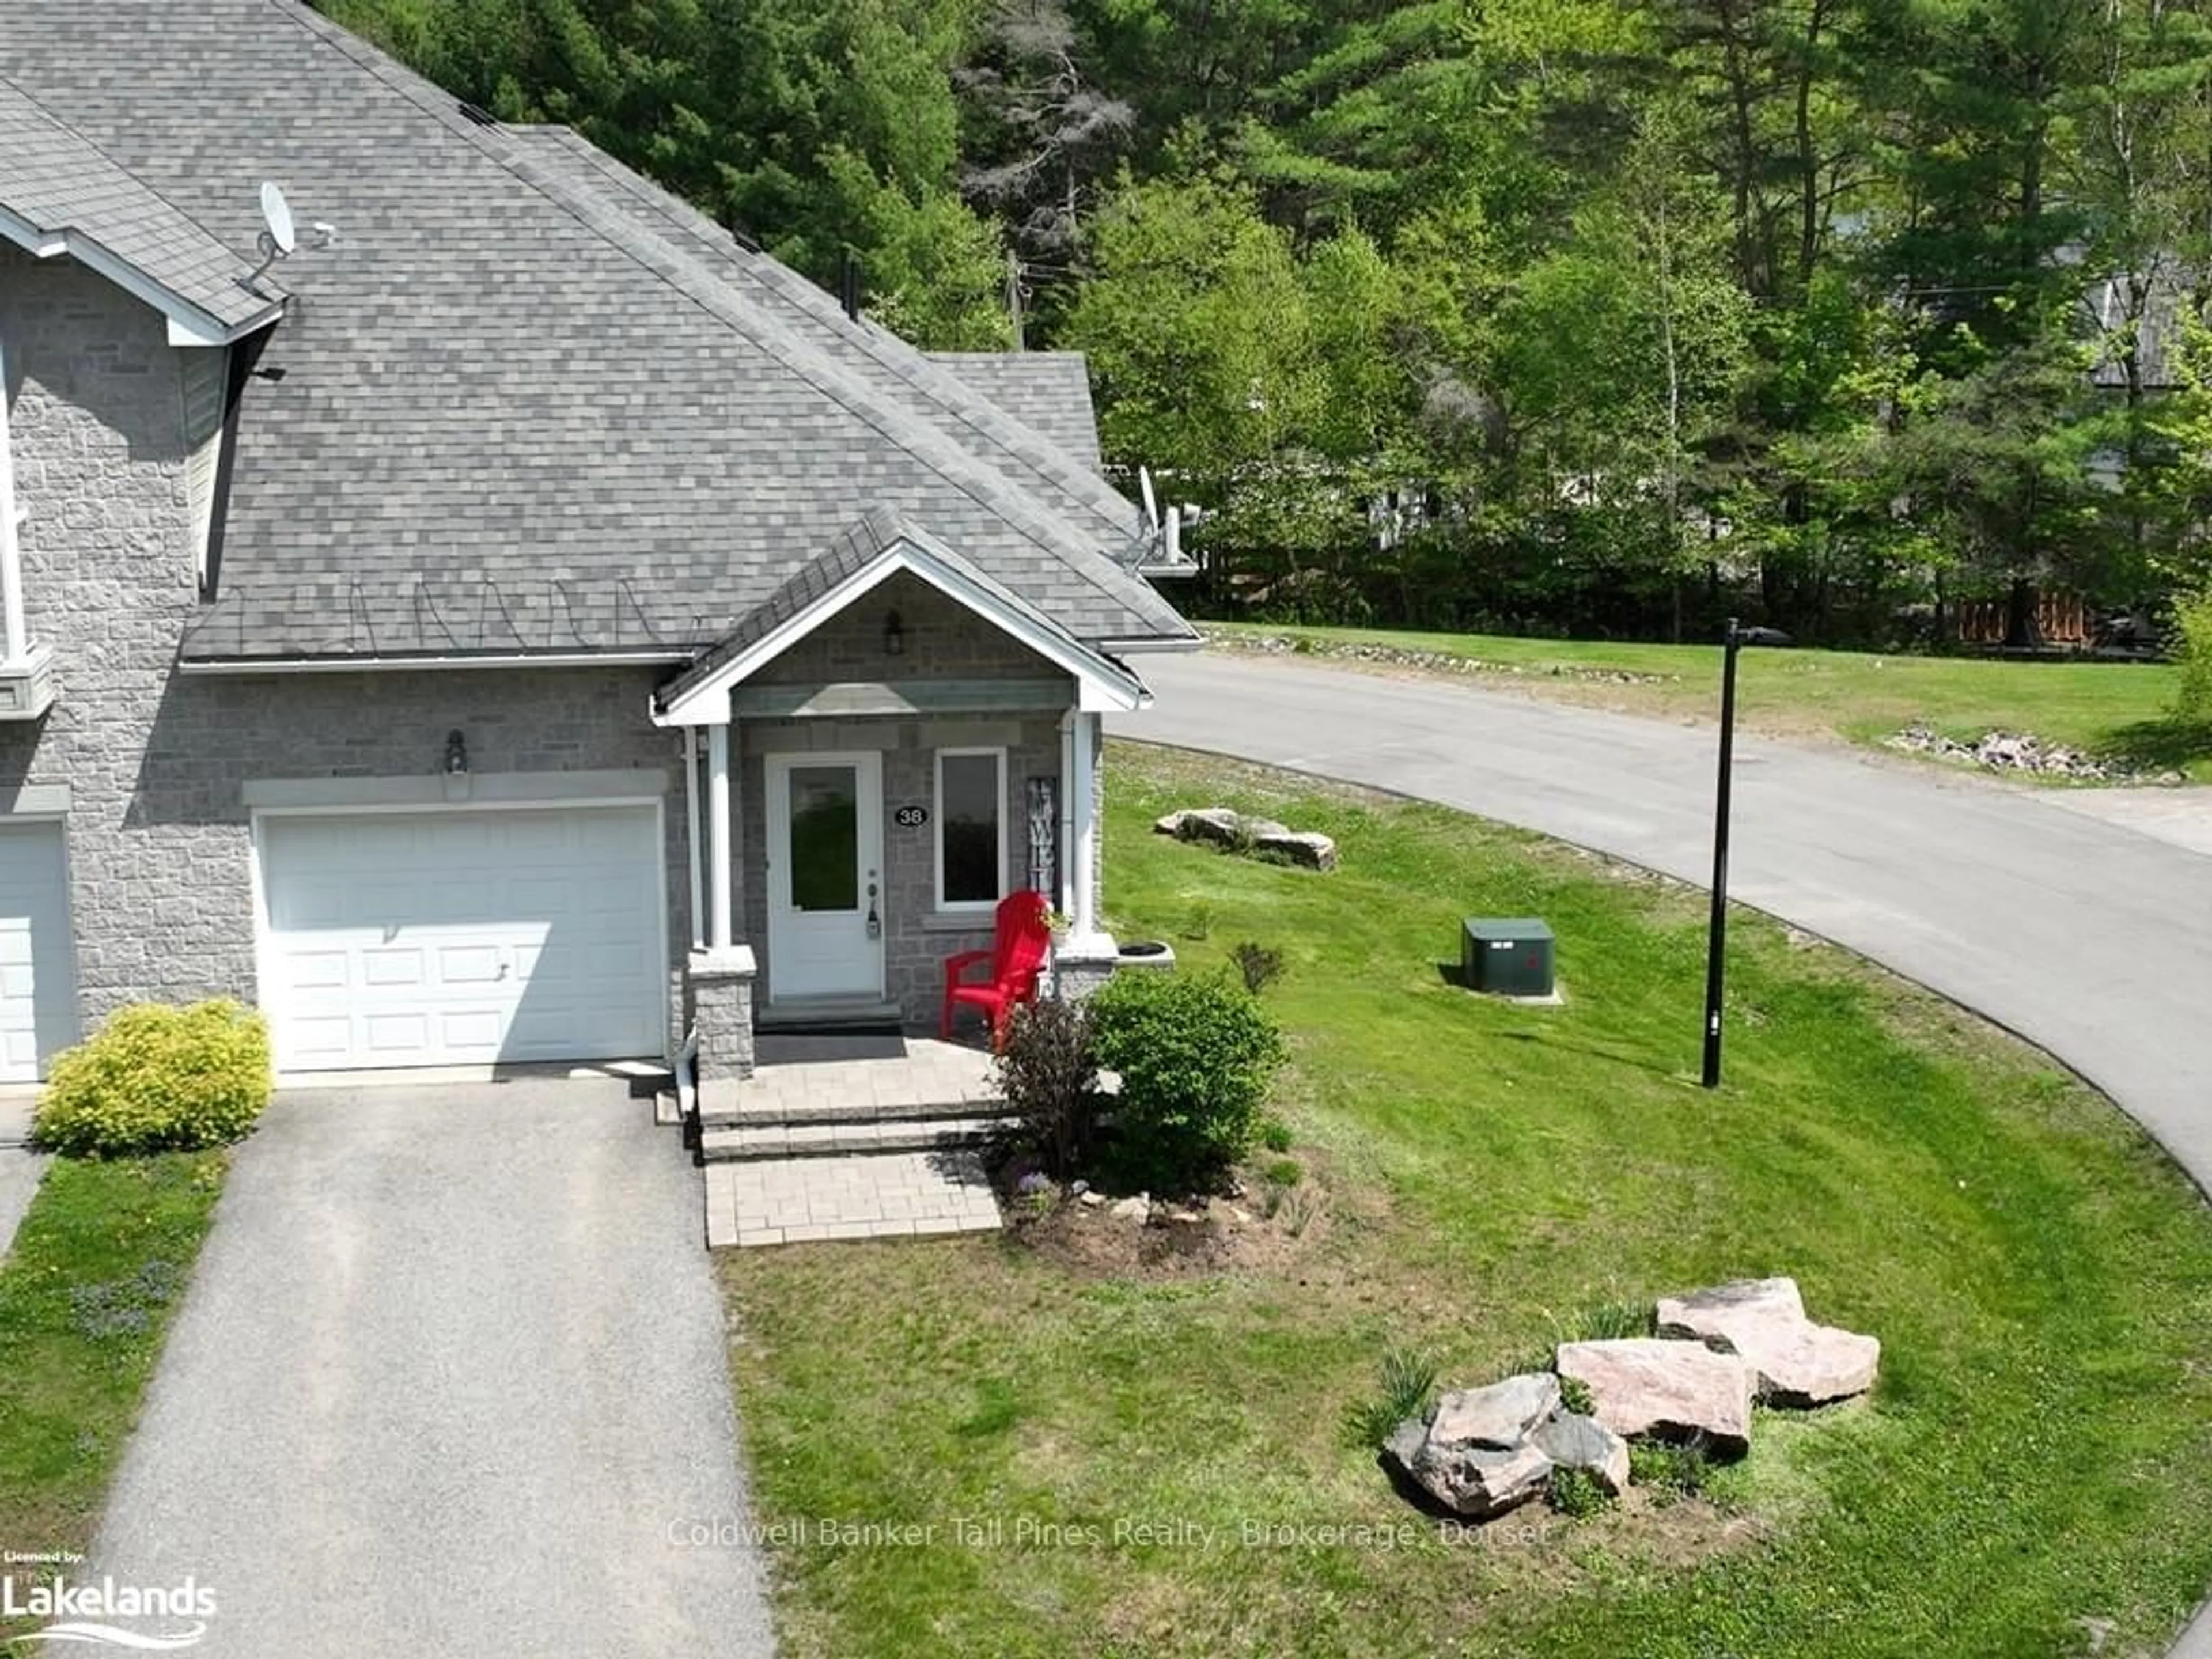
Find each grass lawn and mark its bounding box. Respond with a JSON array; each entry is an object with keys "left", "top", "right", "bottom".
[
  {"left": 0, "top": 1150, "right": 226, "bottom": 1639},
  {"left": 1205, "top": 619, "right": 2212, "bottom": 781},
  {"left": 720, "top": 741, "right": 2212, "bottom": 1658}
]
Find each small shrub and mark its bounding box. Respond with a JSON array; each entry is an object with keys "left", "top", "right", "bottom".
[
  {"left": 1262, "top": 1156, "right": 1303, "bottom": 1188},
  {"left": 1088, "top": 971, "right": 1286, "bottom": 1191},
  {"left": 35, "top": 1001, "right": 272, "bottom": 1158},
  {"left": 1548, "top": 1466, "right": 1613, "bottom": 1519},
  {"left": 993, "top": 998, "right": 1100, "bottom": 1179},
  {"left": 1558, "top": 1376, "right": 1595, "bottom": 1417},
  {"left": 1256, "top": 1116, "right": 1294, "bottom": 1153},
  {"left": 1344, "top": 1343, "right": 1438, "bottom": 1449},
  {"left": 2174, "top": 582, "right": 2212, "bottom": 721},
  {"left": 1628, "top": 1435, "right": 1711, "bottom": 1500},
  {"left": 1232, "top": 941, "right": 1285, "bottom": 995},
  {"left": 1278, "top": 1181, "right": 1328, "bottom": 1237}
]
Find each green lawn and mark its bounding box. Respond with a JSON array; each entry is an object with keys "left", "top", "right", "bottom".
[
  {"left": 1206, "top": 620, "right": 2212, "bottom": 780},
  {"left": 0, "top": 1150, "right": 226, "bottom": 1642},
  {"left": 718, "top": 742, "right": 2212, "bottom": 1658}
]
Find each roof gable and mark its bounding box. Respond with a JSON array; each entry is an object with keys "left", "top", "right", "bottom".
[
  {"left": 656, "top": 506, "right": 1148, "bottom": 724},
  {"left": 0, "top": 75, "right": 285, "bottom": 346}
]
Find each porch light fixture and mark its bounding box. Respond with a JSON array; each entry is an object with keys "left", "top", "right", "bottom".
[
  {"left": 444, "top": 729, "right": 468, "bottom": 775},
  {"left": 883, "top": 610, "right": 906, "bottom": 656}
]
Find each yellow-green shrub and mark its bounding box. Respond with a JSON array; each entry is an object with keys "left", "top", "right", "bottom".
[{"left": 34, "top": 1000, "right": 273, "bottom": 1158}]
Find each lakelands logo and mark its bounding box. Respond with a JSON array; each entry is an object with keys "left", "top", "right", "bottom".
[{"left": 1, "top": 1571, "right": 215, "bottom": 1650}]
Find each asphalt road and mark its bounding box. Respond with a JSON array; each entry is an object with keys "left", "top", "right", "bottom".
[
  {"left": 1115, "top": 649, "right": 2212, "bottom": 1653},
  {"left": 89, "top": 1077, "right": 773, "bottom": 1659}
]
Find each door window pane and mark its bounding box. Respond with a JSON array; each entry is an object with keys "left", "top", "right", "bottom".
[
  {"left": 789, "top": 766, "right": 858, "bottom": 911},
  {"left": 939, "top": 752, "right": 1002, "bottom": 906}
]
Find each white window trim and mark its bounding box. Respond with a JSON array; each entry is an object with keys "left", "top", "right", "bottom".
[{"left": 934, "top": 747, "right": 1007, "bottom": 913}]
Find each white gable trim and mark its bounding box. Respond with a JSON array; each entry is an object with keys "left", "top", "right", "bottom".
[
  {"left": 654, "top": 538, "right": 1148, "bottom": 726},
  {"left": 0, "top": 207, "right": 283, "bottom": 347}
]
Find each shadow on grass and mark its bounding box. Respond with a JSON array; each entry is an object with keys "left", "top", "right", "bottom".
[
  {"left": 1432, "top": 963, "right": 1675, "bottom": 1080},
  {"left": 2101, "top": 717, "right": 2212, "bottom": 773}
]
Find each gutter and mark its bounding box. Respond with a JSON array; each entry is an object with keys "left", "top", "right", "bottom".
[{"left": 177, "top": 650, "right": 695, "bottom": 675}]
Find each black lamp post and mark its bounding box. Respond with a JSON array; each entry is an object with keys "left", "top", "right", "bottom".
[{"left": 1703, "top": 618, "right": 1790, "bottom": 1088}]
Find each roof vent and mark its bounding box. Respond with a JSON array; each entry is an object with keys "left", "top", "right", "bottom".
[{"left": 457, "top": 101, "right": 499, "bottom": 128}]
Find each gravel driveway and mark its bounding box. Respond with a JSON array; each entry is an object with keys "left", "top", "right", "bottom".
[{"left": 90, "top": 1076, "right": 773, "bottom": 1658}]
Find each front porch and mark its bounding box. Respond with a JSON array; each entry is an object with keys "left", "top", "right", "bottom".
[{"left": 657, "top": 516, "right": 1144, "bottom": 1081}]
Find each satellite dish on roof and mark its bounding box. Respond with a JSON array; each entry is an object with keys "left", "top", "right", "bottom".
[
  {"left": 260, "top": 182, "right": 298, "bottom": 256},
  {"left": 1139, "top": 465, "right": 1160, "bottom": 531}
]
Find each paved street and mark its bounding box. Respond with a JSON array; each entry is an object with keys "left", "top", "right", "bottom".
[{"left": 90, "top": 1077, "right": 772, "bottom": 1658}]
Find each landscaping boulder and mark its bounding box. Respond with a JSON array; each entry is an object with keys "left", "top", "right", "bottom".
[
  {"left": 1382, "top": 1373, "right": 1561, "bottom": 1520},
  {"left": 1385, "top": 1423, "right": 1554, "bottom": 1520},
  {"left": 1154, "top": 807, "right": 1338, "bottom": 871},
  {"left": 1252, "top": 828, "right": 1339, "bottom": 870},
  {"left": 1429, "top": 1372, "right": 1561, "bottom": 1449},
  {"left": 1654, "top": 1277, "right": 1880, "bottom": 1408},
  {"left": 1153, "top": 808, "right": 1245, "bottom": 849},
  {"left": 1532, "top": 1411, "right": 1631, "bottom": 1495},
  {"left": 1555, "top": 1338, "right": 1755, "bottom": 1457}
]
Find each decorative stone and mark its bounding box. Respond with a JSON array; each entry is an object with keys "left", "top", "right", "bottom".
[
  {"left": 1427, "top": 1373, "right": 1561, "bottom": 1449},
  {"left": 1532, "top": 1411, "right": 1631, "bottom": 1495},
  {"left": 1385, "top": 1427, "right": 1553, "bottom": 1520},
  {"left": 1656, "top": 1277, "right": 1881, "bottom": 1408},
  {"left": 1108, "top": 1195, "right": 1150, "bottom": 1222},
  {"left": 1153, "top": 808, "right": 1245, "bottom": 849},
  {"left": 1078, "top": 1191, "right": 1105, "bottom": 1208},
  {"left": 1252, "top": 828, "right": 1338, "bottom": 870},
  {"left": 1555, "top": 1338, "right": 1755, "bottom": 1457}
]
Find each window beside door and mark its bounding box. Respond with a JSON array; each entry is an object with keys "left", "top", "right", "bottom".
[{"left": 935, "top": 748, "right": 1006, "bottom": 911}]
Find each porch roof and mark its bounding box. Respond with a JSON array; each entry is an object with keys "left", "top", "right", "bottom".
[{"left": 653, "top": 507, "right": 1149, "bottom": 725}]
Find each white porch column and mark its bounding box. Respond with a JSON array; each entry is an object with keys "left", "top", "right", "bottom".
[
  {"left": 683, "top": 725, "right": 704, "bottom": 952},
  {"left": 707, "top": 719, "right": 734, "bottom": 952},
  {"left": 0, "top": 336, "right": 26, "bottom": 664},
  {"left": 1070, "top": 709, "right": 1097, "bottom": 937}
]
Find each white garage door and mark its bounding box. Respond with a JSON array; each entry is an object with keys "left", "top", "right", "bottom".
[
  {"left": 259, "top": 805, "right": 664, "bottom": 1071},
  {"left": 0, "top": 820, "right": 77, "bottom": 1082}
]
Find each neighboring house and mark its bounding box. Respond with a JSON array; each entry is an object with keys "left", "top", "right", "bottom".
[{"left": 0, "top": 0, "right": 1194, "bottom": 1086}]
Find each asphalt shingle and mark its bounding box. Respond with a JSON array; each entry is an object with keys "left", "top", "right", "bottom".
[{"left": 0, "top": 0, "right": 1194, "bottom": 661}]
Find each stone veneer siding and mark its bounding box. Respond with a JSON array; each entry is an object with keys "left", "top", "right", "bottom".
[{"left": 0, "top": 249, "right": 696, "bottom": 1047}]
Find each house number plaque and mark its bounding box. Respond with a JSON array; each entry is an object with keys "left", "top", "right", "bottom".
[{"left": 893, "top": 804, "right": 929, "bottom": 828}]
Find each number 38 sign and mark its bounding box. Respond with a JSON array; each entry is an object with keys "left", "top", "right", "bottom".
[{"left": 893, "top": 804, "right": 929, "bottom": 829}]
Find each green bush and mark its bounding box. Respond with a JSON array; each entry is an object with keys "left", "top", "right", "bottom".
[
  {"left": 2174, "top": 582, "right": 2212, "bottom": 721},
  {"left": 34, "top": 1001, "right": 272, "bottom": 1158},
  {"left": 1343, "top": 1343, "right": 1438, "bottom": 1450},
  {"left": 1088, "top": 969, "right": 1285, "bottom": 1191}
]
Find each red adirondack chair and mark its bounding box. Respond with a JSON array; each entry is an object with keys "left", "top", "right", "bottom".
[{"left": 940, "top": 889, "right": 1053, "bottom": 1048}]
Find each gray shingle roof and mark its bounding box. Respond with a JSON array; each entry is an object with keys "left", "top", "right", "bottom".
[
  {"left": 926, "top": 354, "right": 1104, "bottom": 472},
  {"left": 0, "top": 0, "right": 1192, "bottom": 661},
  {"left": 0, "top": 75, "right": 284, "bottom": 336}
]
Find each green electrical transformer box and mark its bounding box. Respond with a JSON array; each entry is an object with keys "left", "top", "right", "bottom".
[{"left": 1461, "top": 918, "right": 1555, "bottom": 997}]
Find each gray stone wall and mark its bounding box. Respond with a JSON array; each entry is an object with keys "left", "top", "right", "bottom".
[
  {"left": 739, "top": 711, "right": 1067, "bottom": 1028},
  {"left": 750, "top": 570, "right": 1055, "bottom": 684},
  {"left": 0, "top": 250, "right": 696, "bottom": 1046}
]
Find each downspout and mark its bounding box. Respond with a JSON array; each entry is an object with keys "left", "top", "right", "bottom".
[{"left": 0, "top": 333, "right": 25, "bottom": 662}]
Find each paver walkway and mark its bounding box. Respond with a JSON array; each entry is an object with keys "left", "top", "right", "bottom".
[
  {"left": 703, "top": 1036, "right": 1005, "bottom": 1247},
  {"left": 706, "top": 1149, "right": 1003, "bottom": 1247}
]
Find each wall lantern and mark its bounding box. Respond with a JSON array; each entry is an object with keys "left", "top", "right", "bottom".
[
  {"left": 444, "top": 729, "right": 469, "bottom": 775},
  {"left": 883, "top": 610, "right": 906, "bottom": 657}
]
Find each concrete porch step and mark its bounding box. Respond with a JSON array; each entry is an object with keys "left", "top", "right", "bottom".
[
  {"left": 700, "top": 1094, "right": 1017, "bottom": 1132},
  {"left": 700, "top": 1115, "right": 1009, "bottom": 1162},
  {"left": 753, "top": 997, "right": 906, "bottom": 1033}
]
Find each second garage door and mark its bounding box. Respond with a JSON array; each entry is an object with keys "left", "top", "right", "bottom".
[
  {"left": 0, "top": 819, "right": 77, "bottom": 1083},
  {"left": 259, "top": 805, "right": 664, "bottom": 1071}
]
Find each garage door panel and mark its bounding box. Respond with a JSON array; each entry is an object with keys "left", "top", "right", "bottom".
[
  {"left": 0, "top": 822, "right": 78, "bottom": 1083},
  {"left": 260, "top": 806, "right": 662, "bottom": 1071}
]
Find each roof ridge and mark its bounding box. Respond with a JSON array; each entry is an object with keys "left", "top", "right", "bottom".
[{"left": 501, "top": 122, "right": 1145, "bottom": 547}]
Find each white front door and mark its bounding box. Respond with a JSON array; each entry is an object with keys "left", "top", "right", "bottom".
[{"left": 765, "top": 752, "right": 884, "bottom": 1001}]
